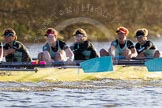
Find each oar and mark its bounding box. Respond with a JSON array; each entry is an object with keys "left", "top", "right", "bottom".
[
  {"left": 79, "top": 56, "right": 154, "bottom": 73},
  {"left": 115, "top": 56, "right": 161, "bottom": 72},
  {"left": 115, "top": 56, "right": 153, "bottom": 60},
  {"left": 80, "top": 56, "right": 113, "bottom": 73},
  {"left": 145, "top": 58, "right": 162, "bottom": 72},
  {"left": 0, "top": 68, "right": 38, "bottom": 72}
]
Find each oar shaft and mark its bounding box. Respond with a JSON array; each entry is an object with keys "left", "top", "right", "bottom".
[
  {"left": 0, "top": 68, "right": 38, "bottom": 72},
  {"left": 113, "top": 60, "right": 145, "bottom": 66},
  {"left": 0, "top": 59, "right": 147, "bottom": 68},
  {"left": 115, "top": 56, "right": 154, "bottom": 60}
]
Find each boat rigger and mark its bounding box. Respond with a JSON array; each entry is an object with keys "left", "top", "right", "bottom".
[{"left": 0, "top": 56, "right": 161, "bottom": 72}]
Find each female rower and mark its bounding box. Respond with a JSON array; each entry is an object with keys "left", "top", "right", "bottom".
[
  {"left": 1, "top": 28, "right": 32, "bottom": 62},
  {"left": 134, "top": 28, "right": 160, "bottom": 58},
  {"left": 70, "top": 28, "right": 98, "bottom": 60},
  {"left": 38, "top": 28, "right": 74, "bottom": 63},
  {"left": 100, "top": 26, "right": 137, "bottom": 60}
]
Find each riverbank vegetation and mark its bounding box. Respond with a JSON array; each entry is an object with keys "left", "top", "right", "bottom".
[{"left": 0, "top": 0, "right": 162, "bottom": 42}]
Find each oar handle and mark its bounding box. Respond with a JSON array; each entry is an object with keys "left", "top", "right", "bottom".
[
  {"left": 115, "top": 56, "right": 154, "bottom": 60},
  {"left": 114, "top": 56, "right": 126, "bottom": 60},
  {"left": 132, "top": 57, "right": 153, "bottom": 60}
]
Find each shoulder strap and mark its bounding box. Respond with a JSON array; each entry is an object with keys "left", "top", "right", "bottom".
[
  {"left": 116, "top": 39, "right": 119, "bottom": 46},
  {"left": 57, "top": 40, "right": 61, "bottom": 51}
]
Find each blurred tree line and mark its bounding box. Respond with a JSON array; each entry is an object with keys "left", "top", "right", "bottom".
[{"left": 0, "top": 0, "right": 162, "bottom": 42}]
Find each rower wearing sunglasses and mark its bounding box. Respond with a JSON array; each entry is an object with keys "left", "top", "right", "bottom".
[
  {"left": 134, "top": 28, "right": 160, "bottom": 58},
  {"left": 70, "top": 28, "right": 98, "bottom": 60},
  {"left": 1, "top": 28, "right": 32, "bottom": 62},
  {"left": 38, "top": 28, "right": 74, "bottom": 63},
  {"left": 100, "top": 26, "right": 137, "bottom": 60}
]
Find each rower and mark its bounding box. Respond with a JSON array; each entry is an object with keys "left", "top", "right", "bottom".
[
  {"left": 100, "top": 26, "right": 137, "bottom": 60},
  {"left": 70, "top": 28, "right": 99, "bottom": 60},
  {"left": 38, "top": 28, "right": 74, "bottom": 63},
  {"left": 134, "top": 28, "right": 160, "bottom": 58},
  {"left": 1, "top": 28, "right": 32, "bottom": 62}
]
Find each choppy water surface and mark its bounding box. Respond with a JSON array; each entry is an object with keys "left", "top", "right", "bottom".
[
  {"left": 0, "top": 40, "right": 162, "bottom": 108},
  {"left": 0, "top": 80, "right": 162, "bottom": 108}
]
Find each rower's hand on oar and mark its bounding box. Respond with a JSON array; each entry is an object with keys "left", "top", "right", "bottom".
[
  {"left": 4, "top": 48, "right": 15, "bottom": 56},
  {"left": 110, "top": 55, "right": 114, "bottom": 60},
  {"left": 121, "top": 49, "right": 132, "bottom": 60},
  {"left": 137, "top": 53, "right": 145, "bottom": 58},
  {"left": 126, "top": 54, "right": 132, "bottom": 60},
  {"left": 125, "top": 55, "right": 132, "bottom": 60},
  {"left": 66, "top": 59, "right": 73, "bottom": 64}
]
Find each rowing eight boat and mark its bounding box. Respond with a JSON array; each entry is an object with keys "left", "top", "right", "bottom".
[
  {"left": 0, "top": 59, "right": 145, "bottom": 72},
  {"left": 0, "top": 66, "right": 162, "bottom": 82},
  {"left": 0, "top": 56, "right": 161, "bottom": 72},
  {"left": 0, "top": 56, "right": 161, "bottom": 82}
]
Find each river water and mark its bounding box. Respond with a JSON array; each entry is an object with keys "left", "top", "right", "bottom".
[
  {"left": 1, "top": 39, "right": 162, "bottom": 108},
  {"left": 1, "top": 80, "right": 162, "bottom": 108}
]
